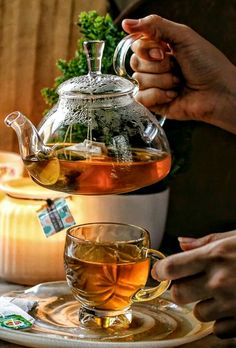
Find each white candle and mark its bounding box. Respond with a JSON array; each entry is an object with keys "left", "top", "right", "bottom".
[{"left": 0, "top": 178, "right": 76, "bottom": 285}]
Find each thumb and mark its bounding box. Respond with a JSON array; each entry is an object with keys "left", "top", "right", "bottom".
[{"left": 122, "top": 15, "right": 186, "bottom": 45}]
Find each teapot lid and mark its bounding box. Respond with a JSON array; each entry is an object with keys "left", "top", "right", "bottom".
[{"left": 57, "top": 41, "right": 135, "bottom": 97}]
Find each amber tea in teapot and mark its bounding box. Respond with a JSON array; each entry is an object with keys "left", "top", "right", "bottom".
[
  {"left": 23, "top": 145, "right": 170, "bottom": 194},
  {"left": 5, "top": 39, "right": 171, "bottom": 195}
]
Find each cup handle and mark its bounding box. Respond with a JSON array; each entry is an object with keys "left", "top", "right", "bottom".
[
  {"left": 113, "top": 33, "right": 166, "bottom": 127},
  {"left": 132, "top": 249, "right": 171, "bottom": 302}
]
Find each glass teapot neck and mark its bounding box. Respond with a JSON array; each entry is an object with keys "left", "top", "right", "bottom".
[{"left": 83, "top": 40, "right": 105, "bottom": 76}]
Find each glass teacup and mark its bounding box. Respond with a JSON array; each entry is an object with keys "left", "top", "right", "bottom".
[{"left": 64, "top": 222, "right": 170, "bottom": 329}]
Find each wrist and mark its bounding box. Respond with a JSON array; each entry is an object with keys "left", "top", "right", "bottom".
[{"left": 207, "top": 66, "right": 236, "bottom": 134}]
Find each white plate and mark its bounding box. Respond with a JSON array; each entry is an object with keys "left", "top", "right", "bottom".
[{"left": 0, "top": 281, "right": 212, "bottom": 348}]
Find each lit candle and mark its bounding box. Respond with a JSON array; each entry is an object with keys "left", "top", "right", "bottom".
[{"left": 0, "top": 178, "right": 77, "bottom": 285}]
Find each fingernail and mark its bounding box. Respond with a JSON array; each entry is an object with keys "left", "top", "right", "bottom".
[
  {"left": 178, "top": 237, "right": 197, "bottom": 243},
  {"left": 123, "top": 19, "right": 139, "bottom": 27},
  {"left": 151, "top": 267, "right": 159, "bottom": 280},
  {"left": 149, "top": 48, "right": 164, "bottom": 60},
  {"left": 166, "top": 90, "right": 177, "bottom": 98},
  {"left": 151, "top": 264, "right": 162, "bottom": 281}
]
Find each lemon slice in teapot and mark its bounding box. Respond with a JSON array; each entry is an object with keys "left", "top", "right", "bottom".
[
  {"left": 26, "top": 157, "right": 60, "bottom": 186},
  {"left": 37, "top": 157, "right": 60, "bottom": 185}
]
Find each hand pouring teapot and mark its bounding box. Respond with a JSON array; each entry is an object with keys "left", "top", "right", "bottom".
[{"left": 5, "top": 35, "right": 171, "bottom": 195}]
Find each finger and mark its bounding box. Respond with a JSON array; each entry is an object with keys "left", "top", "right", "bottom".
[
  {"left": 170, "top": 274, "right": 211, "bottom": 304},
  {"left": 207, "top": 267, "right": 236, "bottom": 300},
  {"left": 122, "top": 15, "right": 187, "bottom": 44},
  {"left": 131, "top": 39, "right": 170, "bottom": 61},
  {"left": 131, "top": 54, "right": 172, "bottom": 73},
  {"left": 179, "top": 231, "right": 236, "bottom": 251},
  {"left": 149, "top": 104, "right": 172, "bottom": 117},
  {"left": 178, "top": 235, "right": 220, "bottom": 251},
  {"left": 153, "top": 248, "right": 207, "bottom": 281},
  {"left": 133, "top": 72, "right": 179, "bottom": 90},
  {"left": 214, "top": 317, "right": 236, "bottom": 339},
  {"left": 135, "top": 88, "right": 177, "bottom": 107},
  {"left": 155, "top": 237, "right": 236, "bottom": 282},
  {"left": 194, "top": 294, "right": 235, "bottom": 322},
  {"left": 194, "top": 298, "right": 221, "bottom": 322}
]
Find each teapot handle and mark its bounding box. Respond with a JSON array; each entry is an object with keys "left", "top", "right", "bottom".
[
  {"left": 113, "top": 33, "right": 166, "bottom": 127},
  {"left": 113, "top": 32, "right": 143, "bottom": 80}
]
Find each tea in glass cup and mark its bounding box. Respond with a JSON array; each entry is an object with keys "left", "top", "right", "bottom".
[{"left": 64, "top": 222, "right": 170, "bottom": 329}]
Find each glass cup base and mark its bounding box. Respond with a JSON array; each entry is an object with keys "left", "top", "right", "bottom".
[{"left": 79, "top": 305, "right": 132, "bottom": 329}]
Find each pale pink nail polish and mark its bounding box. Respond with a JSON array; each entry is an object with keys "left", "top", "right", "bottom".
[
  {"left": 122, "top": 19, "right": 139, "bottom": 27},
  {"left": 149, "top": 48, "right": 164, "bottom": 60},
  {"left": 178, "top": 237, "right": 197, "bottom": 243}
]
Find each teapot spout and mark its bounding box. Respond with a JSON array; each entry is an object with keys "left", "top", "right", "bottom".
[{"left": 4, "top": 111, "right": 52, "bottom": 160}]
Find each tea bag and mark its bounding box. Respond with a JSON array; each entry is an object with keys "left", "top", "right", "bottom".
[
  {"left": 2, "top": 297, "right": 37, "bottom": 313},
  {"left": 0, "top": 297, "right": 37, "bottom": 330}
]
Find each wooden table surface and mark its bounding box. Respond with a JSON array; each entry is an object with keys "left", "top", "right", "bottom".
[{"left": 0, "top": 279, "right": 236, "bottom": 348}]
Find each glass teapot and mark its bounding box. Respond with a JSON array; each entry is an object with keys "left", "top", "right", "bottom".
[{"left": 5, "top": 36, "right": 171, "bottom": 195}]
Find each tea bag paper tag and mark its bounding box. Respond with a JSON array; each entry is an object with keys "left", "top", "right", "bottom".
[
  {"left": 0, "top": 298, "right": 35, "bottom": 330},
  {"left": 37, "top": 197, "right": 76, "bottom": 238}
]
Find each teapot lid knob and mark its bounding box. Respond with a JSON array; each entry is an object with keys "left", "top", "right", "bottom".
[{"left": 83, "top": 40, "right": 105, "bottom": 76}]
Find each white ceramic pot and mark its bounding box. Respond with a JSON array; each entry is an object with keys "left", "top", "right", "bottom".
[{"left": 71, "top": 188, "right": 169, "bottom": 249}]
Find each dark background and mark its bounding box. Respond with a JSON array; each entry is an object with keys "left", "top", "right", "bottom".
[{"left": 109, "top": 0, "right": 236, "bottom": 253}]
